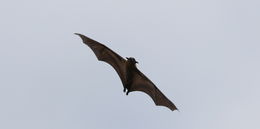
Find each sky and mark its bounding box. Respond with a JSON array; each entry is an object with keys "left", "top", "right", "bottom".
[{"left": 0, "top": 0, "right": 260, "bottom": 129}]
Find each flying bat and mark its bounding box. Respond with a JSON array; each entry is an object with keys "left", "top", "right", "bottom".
[{"left": 75, "top": 33, "right": 178, "bottom": 111}]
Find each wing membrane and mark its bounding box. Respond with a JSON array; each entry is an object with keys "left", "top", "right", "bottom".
[
  {"left": 75, "top": 33, "right": 127, "bottom": 86},
  {"left": 129, "top": 69, "right": 178, "bottom": 111}
]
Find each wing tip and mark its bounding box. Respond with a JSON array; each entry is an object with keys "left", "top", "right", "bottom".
[
  {"left": 74, "top": 33, "right": 82, "bottom": 37},
  {"left": 74, "top": 33, "right": 92, "bottom": 42},
  {"left": 74, "top": 33, "right": 87, "bottom": 43},
  {"left": 155, "top": 103, "right": 179, "bottom": 111},
  {"left": 169, "top": 104, "right": 179, "bottom": 111},
  {"left": 171, "top": 107, "right": 179, "bottom": 112},
  {"left": 167, "top": 106, "right": 178, "bottom": 112}
]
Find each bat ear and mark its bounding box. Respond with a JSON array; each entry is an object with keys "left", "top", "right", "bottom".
[{"left": 126, "top": 57, "right": 129, "bottom": 59}]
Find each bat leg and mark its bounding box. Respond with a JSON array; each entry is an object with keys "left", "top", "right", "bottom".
[
  {"left": 123, "top": 88, "right": 126, "bottom": 92},
  {"left": 126, "top": 90, "right": 130, "bottom": 95}
]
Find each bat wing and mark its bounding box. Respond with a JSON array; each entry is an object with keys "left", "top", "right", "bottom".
[
  {"left": 75, "top": 33, "right": 127, "bottom": 86},
  {"left": 129, "top": 69, "right": 178, "bottom": 111}
]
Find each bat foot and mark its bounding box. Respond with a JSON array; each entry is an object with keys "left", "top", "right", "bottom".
[
  {"left": 126, "top": 91, "right": 130, "bottom": 95},
  {"left": 123, "top": 88, "right": 126, "bottom": 92}
]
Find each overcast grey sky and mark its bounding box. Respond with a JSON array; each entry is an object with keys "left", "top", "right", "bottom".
[{"left": 0, "top": 0, "right": 260, "bottom": 129}]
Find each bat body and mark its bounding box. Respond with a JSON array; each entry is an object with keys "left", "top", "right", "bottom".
[{"left": 75, "top": 33, "right": 178, "bottom": 111}]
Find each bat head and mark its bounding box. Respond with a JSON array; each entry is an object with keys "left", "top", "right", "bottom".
[{"left": 126, "top": 57, "right": 138, "bottom": 64}]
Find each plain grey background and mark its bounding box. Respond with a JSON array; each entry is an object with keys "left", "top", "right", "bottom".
[{"left": 0, "top": 0, "right": 259, "bottom": 129}]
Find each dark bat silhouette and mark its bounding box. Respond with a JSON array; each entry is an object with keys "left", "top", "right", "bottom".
[{"left": 75, "top": 33, "right": 178, "bottom": 111}]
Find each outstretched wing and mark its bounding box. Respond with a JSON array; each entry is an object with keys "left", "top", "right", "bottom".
[
  {"left": 75, "top": 33, "right": 127, "bottom": 86},
  {"left": 129, "top": 69, "right": 178, "bottom": 111}
]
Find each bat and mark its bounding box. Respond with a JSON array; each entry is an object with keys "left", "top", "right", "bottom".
[{"left": 75, "top": 33, "right": 178, "bottom": 111}]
